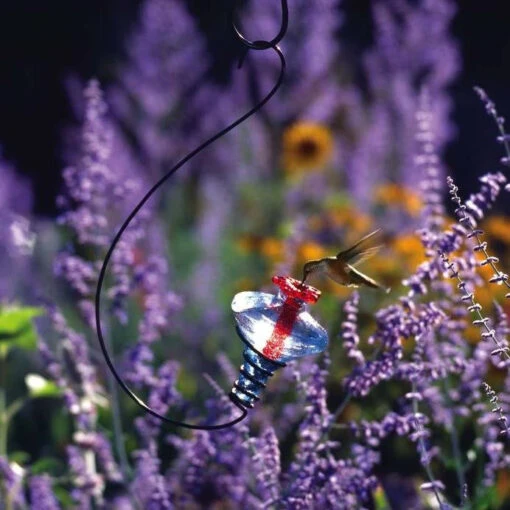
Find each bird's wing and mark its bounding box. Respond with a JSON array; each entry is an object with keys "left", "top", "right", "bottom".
[
  {"left": 347, "top": 265, "right": 390, "bottom": 293},
  {"left": 336, "top": 229, "right": 382, "bottom": 263},
  {"left": 350, "top": 245, "right": 382, "bottom": 267}
]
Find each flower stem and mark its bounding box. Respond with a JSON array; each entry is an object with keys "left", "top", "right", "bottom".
[
  {"left": 277, "top": 389, "right": 353, "bottom": 504},
  {"left": 443, "top": 384, "right": 467, "bottom": 506},
  {"left": 104, "top": 339, "right": 131, "bottom": 479},
  {"left": 0, "top": 345, "right": 8, "bottom": 457},
  {"left": 411, "top": 392, "right": 442, "bottom": 508}
]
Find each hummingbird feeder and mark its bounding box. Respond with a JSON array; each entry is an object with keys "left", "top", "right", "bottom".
[{"left": 230, "top": 275, "right": 329, "bottom": 409}]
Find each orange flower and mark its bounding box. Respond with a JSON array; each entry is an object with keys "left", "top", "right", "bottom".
[
  {"left": 483, "top": 215, "right": 510, "bottom": 244},
  {"left": 297, "top": 241, "right": 327, "bottom": 263},
  {"left": 376, "top": 184, "right": 423, "bottom": 216},
  {"left": 236, "top": 234, "right": 260, "bottom": 253},
  {"left": 392, "top": 235, "right": 426, "bottom": 269},
  {"left": 497, "top": 469, "right": 510, "bottom": 500},
  {"left": 282, "top": 122, "right": 334, "bottom": 174},
  {"left": 260, "top": 237, "right": 284, "bottom": 262}
]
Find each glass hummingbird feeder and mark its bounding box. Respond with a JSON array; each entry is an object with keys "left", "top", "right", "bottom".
[{"left": 229, "top": 275, "right": 329, "bottom": 409}]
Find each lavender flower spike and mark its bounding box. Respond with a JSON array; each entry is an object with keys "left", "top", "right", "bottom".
[
  {"left": 29, "top": 475, "right": 61, "bottom": 510},
  {"left": 447, "top": 175, "right": 510, "bottom": 300},
  {"left": 243, "top": 0, "right": 343, "bottom": 124},
  {"left": 474, "top": 87, "right": 510, "bottom": 182},
  {"left": 341, "top": 291, "right": 365, "bottom": 366},
  {"left": 438, "top": 249, "right": 510, "bottom": 362},
  {"left": 482, "top": 382, "right": 510, "bottom": 436},
  {"left": 0, "top": 153, "right": 33, "bottom": 300},
  {"left": 112, "top": 0, "right": 207, "bottom": 169}
]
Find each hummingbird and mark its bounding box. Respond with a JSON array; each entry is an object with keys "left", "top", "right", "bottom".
[{"left": 301, "top": 229, "right": 390, "bottom": 293}]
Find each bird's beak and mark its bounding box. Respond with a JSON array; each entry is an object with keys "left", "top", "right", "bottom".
[{"left": 301, "top": 271, "right": 308, "bottom": 285}]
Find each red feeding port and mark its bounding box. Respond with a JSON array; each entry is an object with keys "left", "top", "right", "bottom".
[
  {"left": 271, "top": 275, "right": 321, "bottom": 304},
  {"left": 261, "top": 276, "right": 322, "bottom": 361}
]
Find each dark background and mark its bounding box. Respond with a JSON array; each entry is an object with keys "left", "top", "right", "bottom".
[{"left": 0, "top": 0, "right": 509, "bottom": 216}]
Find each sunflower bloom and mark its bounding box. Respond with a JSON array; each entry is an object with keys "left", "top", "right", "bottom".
[{"left": 282, "top": 122, "right": 334, "bottom": 174}]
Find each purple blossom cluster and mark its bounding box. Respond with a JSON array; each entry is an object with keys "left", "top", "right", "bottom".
[
  {"left": 0, "top": 154, "right": 34, "bottom": 300},
  {"left": 35, "top": 79, "right": 184, "bottom": 507},
  {"left": 348, "top": 0, "right": 459, "bottom": 210},
  {"left": 242, "top": 0, "right": 343, "bottom": 125},
  {"left": 111, "top": 0, "right": 207, "bottom": 170}
]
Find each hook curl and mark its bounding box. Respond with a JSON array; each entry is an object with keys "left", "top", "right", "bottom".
[
  {"left": 95, "top": 2, "right": 288, "bottom": 430},
  {"left": 233, "top": 0, "right": 289, "bottom": 50}
]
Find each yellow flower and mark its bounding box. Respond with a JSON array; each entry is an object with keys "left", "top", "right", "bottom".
[
  {"left": 328, "top": 208, "right": 372, "bottom": 236},
  {"left": 297, "top": 242, "right": 326, "bottom": 264},
  {"left": 282, "top": 122, "right": 334, "bottom": 174},
  {"left": 392, "top": 235, "right": 426, "bottom": 269},
  {"left": 233, "top": 277, "right": 255, "bottom": 294},
  {"left": 236, "top": 234, "right": 259, "bottom": 253},
  {"left": 260, "top": 237, "right": 284, "bottom": 262},
  {"left": 376, "top": 184, "right": 423, "bottom": 216},
  {"left": 483, "top": 215, "right": 510, "bottom": 244},
  {"left": 497, "top": 469, "right": 510, "bottom": 500}
]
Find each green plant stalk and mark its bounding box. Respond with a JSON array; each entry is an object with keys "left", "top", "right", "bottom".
[
  {"left": 411, "top": 386, "right": 442, "bottom": 508},
  {"left": 0, "top": 345, "right": 11, "bottom": 510},
  {"left": 442, "top": 379, "right": 468, "bottom": 506},
  {"left": 449, "top": 418, "right": 467, "bottom": 503},
  {"left": 0, "top": 344, "right": 8, "bottom": 457},
  {"left": 103, "top": 322, "right": 130, "bottom": 479},
  {"left": 105, "top": 358, "right": 131, "bottom": 478}
]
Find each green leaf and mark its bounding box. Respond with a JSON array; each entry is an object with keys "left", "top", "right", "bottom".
[
  {"left": 473, "top": 485, "right": 499, "bottom": 509},
  {"left": 374, "top": 485, "right": 391, "bottom": 509},
  {"left": 9, "top": 451, "right": 30, "bottom": 465},
  {"left": 31, "top": 457, "right": 63, "bottom": 475},
  {"left": 53, "top": 486, "right": 74, "bottom": 507},
  {"left": 25, "top": 374, "right": 62, "bottom": 398},
  {"left": 0, "top": 306, "right": 43, "bottom": 351}
]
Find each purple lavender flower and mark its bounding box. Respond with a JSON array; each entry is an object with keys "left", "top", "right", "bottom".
[
  {"left": 251, "top": 427, "right": 281, "bottom": 505},
  {"left": 448, "top": 173, "right": 507, "bottom": 229},
  {"left": 349, "top": 0, "right": 459, "bottom": 204},
  {"left": 0, "top": 457, "right": 27, "bottom": 508},
  {"left": 56, "top": 79, "right": 182, "bottom": 386},
  {"left": 0, "top": 154, "right": 34, "bottom": 300},
  {"left": 280, "top": 361, "right": 380, "bottom": 508},
  {"left": 345, "top": 302, "right": 443, "bottom": 397},
  {"left": 349, "top": 412, "right": 417, "bottom": 446},
  {"left": 166, "top": 381, "right": 256, "bottom": 508},
  {"left": 44, "top": 306, "right": 101, "bottom": 429},
  {"left": 475, "top": 86, "right": 510, "bottom": 182},
  {"left": 477, "top": 380, "right": 510, "bottom": 488},
  {"left": 346, "top": 104, "right": 392, "bottom": 209},
  {"left": 29, "top": 475, "right": 61, "bottom": 510},
  {"left": 446, "top": 175, "right": 510, "bottom": 312},
  {"left": 134, "top": 361, "right": 182, "bottom": 440},
  {"left": 282, "top": 362, "right": 360, "bottom": 507},
  {"left": 89, "top": 433, "right": 122, "bottom": 483},
  {"left": 132, "top": 445, "right": 172, "bottom": 509},
  {"left": 242, "top": 0, "right": 343, "bottom": 124},
  {"left": 67, "top": 445, "right": 105, "bottom": 508},
  {"left": 415, "top": 92, "right": 446, "bottom": 236},
  {"left": 341, "top": 291, "right": 365, "bottom": 366},
  {"left": 56, "top": 80, "right": 148, "bottom": 327},
  {"left": 111, "top": 0, "right": 207, "bottom": 171}
]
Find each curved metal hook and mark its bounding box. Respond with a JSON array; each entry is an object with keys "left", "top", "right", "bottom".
[
  {"left": 95, "top": 44, "right": 287, "bottom": 430},
  {"left": 233, "top": 0, "right": 289, "bottom": 51}
]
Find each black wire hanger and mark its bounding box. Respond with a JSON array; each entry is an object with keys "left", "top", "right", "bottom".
[{"left": 95, "top": 0, "right": 289, "bottom": 430}]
